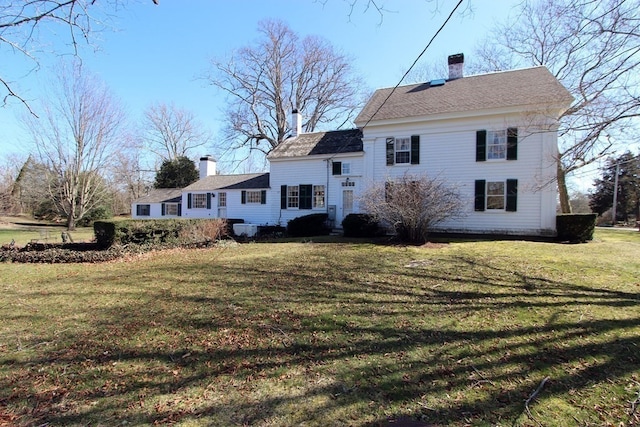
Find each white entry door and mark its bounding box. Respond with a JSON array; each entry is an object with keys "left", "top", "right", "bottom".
[
  {"left": 218, "top": 192, "right": 227, "bottom": 218},
  {"left": 342, "top": 189, "right": 353, "bottom": 222}
]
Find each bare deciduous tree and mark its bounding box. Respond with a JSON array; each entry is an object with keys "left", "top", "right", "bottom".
[
  {"left": 473, "top": 0, "right": 640, "bottom": 213},
  {"left": 110, "top": 135, "right": 152, "bottom": 214},
  {"left": 206, "top": 19, "right": 365, "bottom": 158},
  {"left": 23, "top": 60, "right": 126, "bottom": 230},
  {"left": 0, "top": 0, "right": 158, "bottom": 109},
  {"left": 142, "top": 102, "right": 211, "bottom": 163},
  {"left": 359, "top": 174, "right": 464, "bottom": 243}
]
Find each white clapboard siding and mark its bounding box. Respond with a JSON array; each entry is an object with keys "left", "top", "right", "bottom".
[
  {"left": 362, "top": 113, "right": 558, "bottom": 235},
  {"left": 270, "top": 153, "right": 364, "bottom": 225}
]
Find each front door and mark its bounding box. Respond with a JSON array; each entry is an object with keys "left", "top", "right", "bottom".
[
  {"left": 342, "top": 189, "right": 353, "bottom": 222},
  {"left": 218, "top": 192, "right": 227, "bottom": 218}
]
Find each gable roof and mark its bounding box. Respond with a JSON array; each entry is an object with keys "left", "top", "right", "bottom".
[
  {"left": 355, "top": 66, "right": 574, "bottom": 125},
  {"left": 133, "top": 188, "right": 183, "bottom": 204},
  {"left": 183, "top": 173, "right": 270, "bottom": 192},
  {"left": 268, "top": 128, "right": 363, "bottom": 159}
]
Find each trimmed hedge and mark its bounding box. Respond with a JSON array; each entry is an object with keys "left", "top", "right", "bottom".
[
  {"left": 287, "top": 213, "right": 330, "bottom": 237},
  {"left": 342, "top": 213, "right": 380, "bottom": 238},
  {"left": 94, "top": 218, "right": 228, "bottom": 248},
  {"left": 556, "top": 213, "right": 597, "bottom": 243}
]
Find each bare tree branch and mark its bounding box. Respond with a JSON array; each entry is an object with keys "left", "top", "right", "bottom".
[
  {"left": 22, "top": 60, "right": 126, "bottom": 230},
  {"left": 474, "top": 0, "right": 640, "bottom": 213},
  {"left": 0, "top": 0, "right": 157, "bottom": 108},
  {"left": 142, "top": 102, "right": 211, "bottom": 163},
  {"left": 205, "top": 19, "right": 366, "bottom": 162}
]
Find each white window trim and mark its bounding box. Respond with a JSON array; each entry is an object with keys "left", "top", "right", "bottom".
[
  {"left": 165, "top": 203, "right": 179, "bottom": 216},
  {"left": 192, "top": 193, "right": 207, "bottom": 209},
  {"left": 287, "top": 185, "right": 299, "bottom": 208},
  {"left": 245, "top": 190, "right": 262, "bottom": 204},
  {"left": 486, "top": 130, "right": 507, "bottom": 161},
  {"left": 313, "top": 185, "right": 325, "bottom": 208},
  {"left": 137, "top": 204, "right": 150, "bottom": 216},
  {"left": 395, "top": 137, "right": 411, "bottom": 164},
  {"left": 486, "top": 181, "right": 506, "bottom": 210}
]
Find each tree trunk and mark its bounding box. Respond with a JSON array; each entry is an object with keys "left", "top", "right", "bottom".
[
  {"left": 66, "top": 205, "right": 76, "bottom": 231},
  {"left": 557, "top": 161, "right": 572, "bottom": 214}
]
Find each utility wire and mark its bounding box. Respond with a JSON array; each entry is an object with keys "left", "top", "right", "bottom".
[
  {"left": 323, "top": 0, "right": 465, "bottom": 163},
  {"left": 360, "top": 0, "right": 465, "bottom": 130}
]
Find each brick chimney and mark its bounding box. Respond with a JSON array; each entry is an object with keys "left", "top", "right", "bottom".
[
  {"left": 199, "top": 155, "right": 217, "bottom": 179},
  {"left": 290, "top": 109, "right": 302, "bottom": 138},
  {"left": 448, "top": 53, "right": 464, "bottom": 80}
]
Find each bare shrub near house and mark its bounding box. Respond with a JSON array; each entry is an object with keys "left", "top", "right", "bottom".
[
  {"left": 360, "top": 174, "right": 464, "bottom": 244},
  {"left": 178, "top": 219, "right": 228, "bottom": 244}
]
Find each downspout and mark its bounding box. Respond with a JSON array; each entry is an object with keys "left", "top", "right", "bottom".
[{"left": 325, "top": 158, "right": 330, "bottom": 225}]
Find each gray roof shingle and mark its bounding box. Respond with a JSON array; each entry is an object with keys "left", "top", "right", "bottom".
[
  {"left": 355, "top": 66, "right": 574, "bottom": 124},
  {"left": 183, "top": 173, "right": 270, "bottom": 192},
  {"left": 133, "top": 188, "right": 183, "bottom": 204},
  {"left": 268, "top": 129, "right": 363, "bottom": 159}
]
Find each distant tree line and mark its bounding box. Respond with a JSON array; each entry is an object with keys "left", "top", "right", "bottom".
[{"left": 589, "top": 152, "right": 640, "bottom": 224}]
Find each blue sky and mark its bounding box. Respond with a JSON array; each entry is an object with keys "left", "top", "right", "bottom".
[
  {"left": 15, "top": 0, "right": 607, "bottom": 190},
  {"left": 0, "top": 1, "right": 518, "bottom": 156}
]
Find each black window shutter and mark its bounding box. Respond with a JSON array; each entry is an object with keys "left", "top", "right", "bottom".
[
  {"left": 300, "top": 184, "right": 312, "bottom": 209},
  {"left": 241, "top": 190, "right": 246, "bottom": 204},
  {"left": 507, "top": 127, "right": 518, "bottom": 160},
  {"left": 476, "top": 130, "right": 487, "bottom": 162},
  {"left": 206, "top": 193, "right": 212, "bottom": 209},
  {"left": 187, "top": 193, "right": 192, "bottom": 209},
  {"left": 410, "top": 135, "right": 420, "bottom": 164},
  {"left": 332, "top": 161, "right": 342, "bottom": 175},
  {"left": 280, "top": 185, "right": 287, "bottom": 209},
  {"left": 177, "top": 204, "right": 182, "bottom": 216},
  {"left": 474, "top": 180, "right": 486, "bottom": 211},
  {"left": 161, "top": 203, "right": 165, "bottom": 216},
  {"left": 136, "top": 205, "right": 141, "bottom": 216},
  {"left": 261, "top": 190, "right": 267, "bottom": 204},
  {"left": 506, "top": 179, "right": 518, "bottom": 211},
  {"left": 386, "top": 137, "right": 395, "bottom": 166}
]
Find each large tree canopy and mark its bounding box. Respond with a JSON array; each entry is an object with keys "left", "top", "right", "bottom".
[
  {"left": 207, "top": 19, "right": 365, "bottom": 157},
  {"left": 473, "top": 0, "right": 640, "bottom": 213},
  {"left": 154, "top": 156, "right": 199, "bottom": 189},
  {"left": 589, "top": 152, "right": 640, "bottom": 222}
]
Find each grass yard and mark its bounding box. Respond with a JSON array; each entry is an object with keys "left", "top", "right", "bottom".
[
  {"left": 0, "top": 229, "right": 639, "bottom": 426},
  {"left": 0, "top": 216, "right": 95, "bottom": 246}
]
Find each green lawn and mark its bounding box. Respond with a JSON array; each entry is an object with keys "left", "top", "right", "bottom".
[
  {"left": 0, "top": 217, "right": 95, "bottom": 246},
  {"left": 0, "top": 229, "right": 638, "bottom": 426}
]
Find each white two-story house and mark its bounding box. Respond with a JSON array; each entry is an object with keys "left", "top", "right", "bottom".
[
  {"left": 132, "top": 54, "right": 573, "bottom": 237},
  {"left": 354, "top": 54, "right": 573, "bottom": 235}
]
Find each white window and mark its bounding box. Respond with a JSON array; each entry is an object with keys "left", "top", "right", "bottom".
[
  {"left": 342, "top": 163, "right": 351, "bottom": 175},
  {"left": 165, "top": 203, "right": 179, "bottom": 216},
  {"left": 395, "top": 137, "right": 411, "bottom": 164},
  {"left": 287, "top": 186, "right": 299, "bottom": 208},
  {"left": 246, "top": 190, "right": 262, "bottom": 204},
  {"left": 192, "top": 193, "right": 207, "bottom": 208},
  {"left": 486, "top": 181, "right": 505, "bottom": 210},
  {"left": 313, "top": 185, "right": 325, "bottom": 208},
  {"left": 487, "top": 130, "right": 507, "bottom": 160},
  {"left": 218, "top": 192, "right": 227, "bottom": 207},
  {"left": 137, "top": 204, "right": 150, "bottom": 216}
]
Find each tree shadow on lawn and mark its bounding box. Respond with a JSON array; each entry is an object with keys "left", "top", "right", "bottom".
[{"left": 1, "top": 253, "right": 639, "bottom": 426}]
